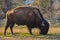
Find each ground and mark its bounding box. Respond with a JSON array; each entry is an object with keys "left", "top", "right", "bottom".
[{"left": 0, "top": 25, "right": 60, "bottom": 40}]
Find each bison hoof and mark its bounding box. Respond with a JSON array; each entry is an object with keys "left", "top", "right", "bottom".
[
  {"left": 40, "top": 33, "right": 47, "bottom": 35},
  {"left": 4, "top": 33, "right": 6, "bottom": 36},
  {"left": 12, "top": 34, "right": 16, "bottom": 36},
  {"left": 40, "top": 32, "right": 47, "bottom": 35},
  {"left": 30, "top": 33, "right": 33, "bottom": 35},
  {"left": 4, "top": 34, "right": 6, "bottom": 36}
]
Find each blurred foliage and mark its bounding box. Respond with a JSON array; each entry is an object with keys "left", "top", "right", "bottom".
[
  {"left": 0, "top": 0, "right": 50, "bottom": 13},
  {"left": 12, "top": 0, "right": 25, "bottom": 8},
  {"left": 32, "top": 0, "right": 50, "bottom": 14},
  {"left": 0, "top": 0, "right": 51, "bottom": 19},
  {"left": 33, "top": 0, "right": 42, "bottom": 6}
]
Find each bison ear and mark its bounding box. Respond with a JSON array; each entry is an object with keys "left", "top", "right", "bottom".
[{"left": 41, "top": 21, "right": 45, "bottom": 26}]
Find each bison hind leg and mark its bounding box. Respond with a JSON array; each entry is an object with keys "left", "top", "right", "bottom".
[
  {"left": 10, "top": 23, "right": 14, "bottom": 35},
  {"left": 4, "top": 21, "right": 10, "bottom": 35}
]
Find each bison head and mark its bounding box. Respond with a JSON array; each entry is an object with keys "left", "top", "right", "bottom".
[{"left": 40, "top": 19, "right": 49, "bottom": 35}]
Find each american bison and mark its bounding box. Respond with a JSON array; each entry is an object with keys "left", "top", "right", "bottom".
[{"left": 4, "top": 6, "right": 49, "bottom": 35}]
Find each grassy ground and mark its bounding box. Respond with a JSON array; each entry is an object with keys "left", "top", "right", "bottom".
[{"left": 0, "top": 25, "right": 60, "bottom": 40}]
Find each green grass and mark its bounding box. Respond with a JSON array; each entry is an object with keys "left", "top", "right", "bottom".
[
  {"left": 0, "top": 32, "right": 60, "bottom": 39},
  {"left": 0, "top": 25, "right": 60, "bottom": 39}
]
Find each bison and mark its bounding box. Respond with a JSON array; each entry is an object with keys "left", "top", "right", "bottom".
[{"left": 4, "top": 6, "right": 49, "bottom": 35}]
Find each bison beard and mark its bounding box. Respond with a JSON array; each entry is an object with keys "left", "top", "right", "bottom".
[{"left": 4, "top": 6, "right": 49, "bottom": 35}]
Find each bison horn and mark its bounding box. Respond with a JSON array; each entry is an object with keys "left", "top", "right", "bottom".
[{"left": 41, "top": 21, "right": 45, "bottom": 26}]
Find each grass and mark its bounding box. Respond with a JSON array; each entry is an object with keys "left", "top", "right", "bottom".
[
  {"left": 0, "top": 24, "right": 60, "bottom": 40},
  {"left": 0, "top": 25, "right": 60, "bottom": 39}
]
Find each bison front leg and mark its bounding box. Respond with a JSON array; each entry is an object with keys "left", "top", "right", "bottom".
[
  {"left": 27, "top": 25, "right": 33, "bottom": 35},
  {"left": 10, "top": 23, "right": 14, "bottom": 35},
  {"left": 28, "top": 28, "right": 32, "bottom": 35}
]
